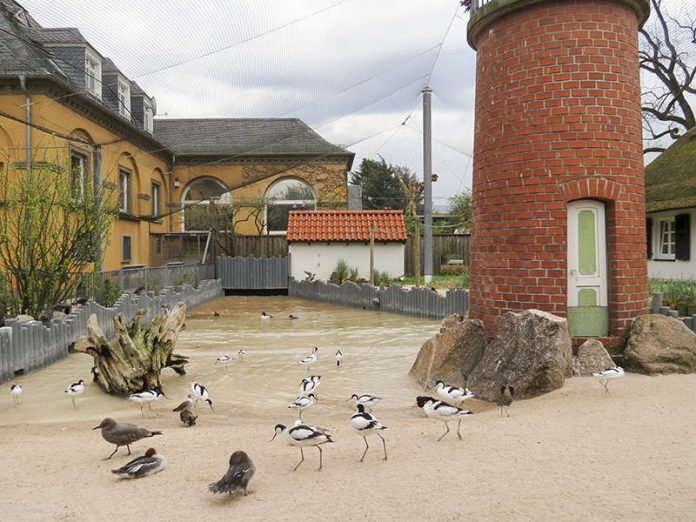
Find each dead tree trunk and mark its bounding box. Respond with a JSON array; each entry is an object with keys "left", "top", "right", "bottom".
[{"left": 74, "top": 302, "right": 189, "bottom": 395}]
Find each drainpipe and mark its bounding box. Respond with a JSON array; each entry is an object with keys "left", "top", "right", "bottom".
[
  {"left": 169, "top": 154, "right": 176, "bottom": 233},
  {"left": 18, "top": 75, "right": 31, "bottom": 178},
  {"left": 93, "top": 145, "right": 103, "bottom": 272}
]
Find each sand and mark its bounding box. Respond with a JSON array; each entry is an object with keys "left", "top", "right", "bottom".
[{"left": 1, "top": 373, "right": 696, "bottom": 521}]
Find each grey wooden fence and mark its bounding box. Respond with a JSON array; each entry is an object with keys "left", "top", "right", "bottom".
[
  {"left": 652, "top": 292, "right": 696, "bottom": 332},
  {"left": 288, "top": 279, "right": 469, "bottom": 319},
  {"left": 0, "top": 279, "right": 223, "bottom": 384},
  {"left": 217, "top": 255, "right": 288, "bottom": 290}
]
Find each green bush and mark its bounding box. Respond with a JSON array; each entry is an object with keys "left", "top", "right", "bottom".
[
  {"left": 329, "top": 259, "right": 351, "bottom": 285},
  {"left": 650, "top": 278, "right": 696, "bottom": 310},
  {"left": 99, "top": 278, "right": 122, "bottom": 307},
  {"left": 439, "top": 264, "right": 468, "bottom": 275}
]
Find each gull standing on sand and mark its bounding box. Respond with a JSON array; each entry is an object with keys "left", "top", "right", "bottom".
[
  {"left": 93, "top": 417, "right": 162, "bottom": 459},
  {"left": 499, "top": 385, "right": 514, "bottom": 417},
  {"left": 299, "top": 375, "right": 321, "bottom": 396},
  {"left": 349, "top": 394, "right": 381, "bottom": 412},
  {"left": 191, "top": 382, "right": 215, "bottom": 412},
  {"left": 288, "top": 393, "right": 317, "bottom": 420},
  {"left": 335, "top": 350, "right": 344, "bottom": 367},
  {"left": 350, "top": 404, "right": 388, "bottom": 462},
  {"left": 272, "top": 422, "right": 334, "bottom": 471},
  {"left": 593, "top": 367, "right": 624, "bottom": 394},
  {"left": 128, "top": 390, "right": 163, "bottom": 417},
  {"left": 261, "top": 312, "right": 273, "bottom": 320},
  {"left": 9, "top": 384, "right": 22, "bottom": 405},
  {"left": 173, "top": 397, "right": 198, "bottom": 427},
  {"left": 208, "top": 451, "right": 256, "bottom": 496},
  {"left": 416, "top": 396, "right": 473, "bottom": 442},
  {"left": 111, "top": 448, "right": 167, "bottom": 478},
  {"left": 65, "top": 379, "right": 85, "bottom": 409},
  {"left": 434, "top": 381, "right": 476, "bottom": 405},
  {"left": 299, "top": 346, "right": 318, "bottom": 372}
]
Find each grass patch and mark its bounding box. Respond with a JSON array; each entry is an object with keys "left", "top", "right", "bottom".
[
  {"left": 650, "top": 278, "right": 696, "bottom": 315},
  {"left": 398, "top": 273, "right": 468, "bottom": 289}
]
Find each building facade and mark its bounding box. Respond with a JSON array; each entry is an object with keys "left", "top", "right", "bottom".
[{"left": 0, "top": 0, "right": 353, "bottom": 272}]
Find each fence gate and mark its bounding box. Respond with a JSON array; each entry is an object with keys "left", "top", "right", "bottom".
[{"left": 216, "top": 256, "right": 288, "bottom": 290}]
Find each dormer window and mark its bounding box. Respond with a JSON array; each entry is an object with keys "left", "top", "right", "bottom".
[
  {"left": 118, "top": 78, "right": 131, "bottom": 118},
  {"left": 143, "top": 100, "right": 154, "bottom": 134},
  {"left": 85, "top": 50, "right": 102, "bottom": 99}
]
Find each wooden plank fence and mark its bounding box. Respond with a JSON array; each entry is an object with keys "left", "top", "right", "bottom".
[
  {"left": 288, "top": 279, "right": 469, "bottom": 319},
  {"left": 217, "top": 256, "right": 288, "bottom": 290},
  {"left": 404, "top": 234, "right": 470, "bottom": 275},
  {"left": 0, "top": 279, "right": 223, "bottom": 384}
]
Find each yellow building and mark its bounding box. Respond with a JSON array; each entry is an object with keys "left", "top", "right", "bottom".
[{"left": 0, "top": 0, "right": 353, "bottom": 271}]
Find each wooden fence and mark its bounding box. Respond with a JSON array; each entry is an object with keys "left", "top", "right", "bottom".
[
  {"left": 0, "top": 279, "right": 223, "bottom": 384},
  {"left": 404, "top": 234, "right": 470, "bottom": 274},
  {"left": 217, "top": 256, "right": 288, "bottom": 290}
]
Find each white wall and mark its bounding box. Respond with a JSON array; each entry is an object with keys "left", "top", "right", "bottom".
[
  {"left": 289, "top": 242, "right": 405, "bottom": 281},
  {"left": 648, "top": 209, "right": 696, "bottom": 279}
]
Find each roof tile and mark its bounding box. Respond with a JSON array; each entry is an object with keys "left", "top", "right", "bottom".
[{"left": 287, "top": 210, "right": 408, "bottom": 242}]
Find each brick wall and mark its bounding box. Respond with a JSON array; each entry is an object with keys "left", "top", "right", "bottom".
[{"left": 469, "top": 0, "right": 648, "bottom": 338}]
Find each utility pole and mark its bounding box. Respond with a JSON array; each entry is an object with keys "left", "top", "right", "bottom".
[
  {"left": 422, "top": 86, "right": 433, "bottom": 283},
  {"left": 369, "top": 222, "right": 376, "bottom": 285}
]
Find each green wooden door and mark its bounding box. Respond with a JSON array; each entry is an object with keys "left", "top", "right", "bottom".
[{"left": 567, "top": 200, "right": 608, "bottom": 336}]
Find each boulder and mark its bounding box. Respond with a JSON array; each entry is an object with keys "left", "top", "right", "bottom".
[
  {"left": 624, "top": 314, "right": 696, "bottom": 374},
  {"left": 572, "top": 339, "right": 615, "bottom": 376},
  {"left": 467, "top": 309, "right": 573, "bottom": 400},
  {"left": 409, "top": 314, "right": 487, "bottom": 388},
  {"left": 16, "top": 314, "right": 35, "bottom": 323}
]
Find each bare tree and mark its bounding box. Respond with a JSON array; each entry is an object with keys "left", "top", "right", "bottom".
[
  {"left": 640, "top": 0, "right": 696, "bottom": 153},
  {"left": 0, "top": 157, "right": 116, "bottom": 318}
]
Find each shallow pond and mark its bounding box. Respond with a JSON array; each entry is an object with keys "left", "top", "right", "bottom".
[{"left": 1, "top": 296, "right": 443, "bottom": 425}]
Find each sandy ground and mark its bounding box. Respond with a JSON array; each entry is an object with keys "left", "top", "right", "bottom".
[{"left": 1, "top": 372, "right": 696, "bottom": 521}]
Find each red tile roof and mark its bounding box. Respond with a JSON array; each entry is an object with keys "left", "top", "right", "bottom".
[{"left": 287, "top": 210, "right": 408, "bottom": 242}]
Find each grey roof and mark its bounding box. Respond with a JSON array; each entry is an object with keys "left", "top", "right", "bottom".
[
  {"left": 24, "top": 27, "right": 86, "bottom": 45},
  {"left": 154, "top": 118, "right": 354, "bottom": 160}
]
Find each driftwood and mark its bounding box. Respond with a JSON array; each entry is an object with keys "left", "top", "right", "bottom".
[{"left": 74, "top": 302, "right": 189, "bottom": 395}]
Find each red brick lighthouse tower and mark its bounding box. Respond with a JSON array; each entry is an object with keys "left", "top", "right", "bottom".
[{"left": 466, "top": 0, "right": 650, "bottom": 341}]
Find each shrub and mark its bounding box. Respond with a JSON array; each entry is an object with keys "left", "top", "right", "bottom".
[
  {"left": 99, "top": 278, "right": 122, "bottom": 307},
  {"left": 439, "top": 264, "right": 468, "bottom": 275},
  {"left": 329, "top": 259, "right": 351, "bottom": 285}
]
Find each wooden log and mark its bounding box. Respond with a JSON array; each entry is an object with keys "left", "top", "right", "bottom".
[{"left": 74, "top": 302, "right": 189, "bottom": 395}]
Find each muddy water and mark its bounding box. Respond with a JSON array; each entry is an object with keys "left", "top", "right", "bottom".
[{"left": 1, "top": 296, "right": 443, "bottom": 426}]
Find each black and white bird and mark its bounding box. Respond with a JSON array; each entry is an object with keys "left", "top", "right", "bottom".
[
  {"left": 208, "top": 451, "right": 256, "bottom": 496},
  {"left": 593, "top": 366, "right": 624, "bottom": 394},
  {"left": 416, "top": 396, "right": 473, "bottom": 441},
  {"left": 9, "top": 384, "right": 22, "bottom": 406},
  {"left": 289, "top": 314, "right": 299, "bottom": 320},
  {"left": 349, "top": 393, "right": 381, "bottom": 412},
  {"left": 499, "top": 385, "right": 514, "bottom": 417},
  {"left": 288, "top": 393, "right": 317, "bottom": 420},
  {"left": 191, "top": 382, "right": 215, "bottom": 412},
  {"left": 299, "top": 375, "right": 321, "bottom": 396},
  {"left": 215, "top": 355, "right": 232, "bottom": 366},
  {"left": 350, "top": 404, "right": 388, "bottom": 462},
  {"left": 65, "top": 379, "right": 86, "bottom": 410},
  {"left": 271, "top": 422, "right": 334, "bottom": 471},
  {"left": 335, "top": 350, "right": 344, "bottom": 367},
  {"left": 299, "top": 346, "right": 318, "bottom": 372},
  {"left": 261, "top": 312, "right": 273, "bottom": 320},
  {"left": 128, "top": 390, "right": 163, "bottom": 417},
  {"left": 434, "top": 381, "right": 476, "bottom": 405},
  {"left": 172, "top": 397, "right": 197, "bottom": 427},
  {"left": 111, "top": 448, "right": 167, "bottom": 478},
  {"left": 237, "top": 349, "right": 248, "bottom": 361}
]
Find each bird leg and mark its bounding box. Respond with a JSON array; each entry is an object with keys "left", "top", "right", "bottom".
[
  {"left": 317, "top": 446, "right": 323, "bottom": 471},
  {"left": 601, "top": 380, "right": 610, "bottom": 394},
  {"left": 437, "top": 421, "right": 450, "bottom": 442},
  {"left": 148, "top": 402, "right": 160, "bottom": 417},
  {"left": 293, "top": 448, "right": 305, "bottom": 471},
  {"left": 140, "top": 404, "right": 145, "bottom": 417},
  {"left": 298, "top": 409, "right": 303, "bottom": 421},
  {"left": 126, "top": 444, "right": 132, "bottom": 455},
  {"left": 71, "top": 396, "right": 77, "bottom": 410},
  {"left": 107, "top": 446, "right": 119, "bottom": 459},
  {"left": 360, "top": 436, "right": 370, "bottom": 462},
  {"left": 378, "top": 433, "right": 388, "bottom": 461},
  {"left": 457, "top": 418, "right": 463, "bottom": 440}
]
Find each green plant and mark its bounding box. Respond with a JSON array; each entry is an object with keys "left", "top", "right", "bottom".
[
  {"left": 348, "top": 267, "right": 359, "bottom": 282},
  {"left": 329, "top": 259, "right": 350, "bottom": 285},
  {"left": 99, "top": 278, "right": 122, "bottom": 307},
  {"left": 373, "top": 270, "right": 392, "bottom": 286},
  {"left": 174, "top": 272, "right": 193, "bottom": 287},
  {"left": 146, "top": 277, "right": 163, "bottom": 296},
  {"left": 650, "top": 278, "right": 696, "bottom": 309},
  {"left": 439, "top": 264, "right": 468, "bottom": 275}
]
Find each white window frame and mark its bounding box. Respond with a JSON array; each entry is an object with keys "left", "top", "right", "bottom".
[
  {"left": 181, "top": 179, "right": 231, "bottom": 232},
  {"left": 70, "top": 151, "right": 87, "bottom": 202},
  {"left": 85, "top": 50, "right": 102, "bottom": 99},
  {"left": 656, "top": 218, "right": 676, "bottom": 260},
  {"left": 143, "top": 100, "right": 154, "bottom": 134},
  {"left": 119, "top": 169, "right": 131, "bottom": 214},
  {"left": 263, "top": 179, "right": 317, "bottom": 236},
  {"left": 151, "top": 181, "right": 160, "bottom": 218},
  {"left": 117, "top": 77, "right": 131, "bottom": 118}
]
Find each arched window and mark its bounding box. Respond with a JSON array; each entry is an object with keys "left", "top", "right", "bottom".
[
  {"left": 181, "top": 177, "right": 231, "bottom": 231},
  {"left": 265, "top": 178, "right": 317, "bottom": 234}
]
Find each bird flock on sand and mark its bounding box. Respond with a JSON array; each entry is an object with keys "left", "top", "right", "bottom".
[{"left": 5, "top": 306, "right": 627, "bottom": 498}]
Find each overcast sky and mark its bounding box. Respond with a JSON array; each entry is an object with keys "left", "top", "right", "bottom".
[{"left": 18, "top": 0, "right": 696, "bottom": 208}]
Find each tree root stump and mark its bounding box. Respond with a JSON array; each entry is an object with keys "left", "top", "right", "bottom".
[{"left": 74, "top": 302, "right": 189, "bottom": 395}]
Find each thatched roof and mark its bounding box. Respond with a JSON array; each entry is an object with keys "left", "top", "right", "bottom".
[{"left": 645, "top": 127, "right": 696, "bottom": 213}]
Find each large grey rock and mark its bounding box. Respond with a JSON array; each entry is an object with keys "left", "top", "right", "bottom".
[
  {"left": 624, "top": 314, "right": 696, "bottom": 374},
  {"left": 409, "top": 314, "right": 487, "bottom": 388},
  {"left": 468, "top": 309, "right": 573, "bottom": 400},
  {"left": 573, "top": 339, "right": 615, "bottom": 376}
]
